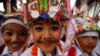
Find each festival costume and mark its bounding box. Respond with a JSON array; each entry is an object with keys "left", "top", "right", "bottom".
[
  {"left": 64, "top": 0, "right": 100, "bottom": 54},
  {"left": 1, "top": 46, "right": 22, "bottom": 56},
  {"left": 64, "top": 45, "right": 98, "bottom": 56},
  {"left": 21, "top": 41, "right": 64, "bottom": 56},
  {"left": 0, "top": 19, "right": 29, "bottom": 56}
]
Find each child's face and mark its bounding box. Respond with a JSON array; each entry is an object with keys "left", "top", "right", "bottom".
[
  {"left": 31, "top": 20, "right": 62, "bottom": 53},
  {"left": 3, "top": 23, "right": 29, "bottom": 52},
  {"left": 77, "top": 36, "right": 97, "bottom": 54}
]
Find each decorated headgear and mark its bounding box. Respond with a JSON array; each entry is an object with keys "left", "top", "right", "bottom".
[
  {"left": 27, "top": 0, "right": 69, "bottom": 21},
  {"left": 37, "top": 13, "right": 51, "bottom": 20},
  {"left": 74, "top": 17, "right": 100, "bottom": 37},
  {"left": 73, "top": 0, "right": 100, "bottom": 19},
  {"left": 31, "top": 13, "right": 63, "bottom": 26},
  {"left": 1, "top": 19, "right": 27, "bottom": 32}
]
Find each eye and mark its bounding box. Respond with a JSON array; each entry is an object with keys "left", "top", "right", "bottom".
[
  {"left": 34, "top": 26, "right": 43, "bottom": 31},
  {"left": 4, "top": 31, "right": 13, "bottom": 36},
  {"left": 18, "top": 31, "right": 28, "bottom": 36},
  {"left": 51, "top": 25, "right": 59, "bottom": 31},
  {"left": 92, "top": 36, "right": 97, "bottom": 39}
]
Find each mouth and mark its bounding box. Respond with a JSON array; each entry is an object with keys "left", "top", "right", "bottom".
[
  {"left": 41, "top": 42, "right": 54, "bottom": 44},
  {"left": 9, "top": 42, "right": 23, "bottom": 48},
  {"left": 7, "top": 43, "right": 22, "bottom": 52},
  {"left": 39, "top": 40, "right": 57, "bottom": 43},
  {"left": 11, "top": 44, "right": 20, "bottom": 47},
  {"left": 86, "top": 46, "right": 94, "bottom": 49},
  {"left": 38, "top": 41, "right": 57, "bottom": 46}
]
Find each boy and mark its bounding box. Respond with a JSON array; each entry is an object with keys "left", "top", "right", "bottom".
[
  {"left": 64, "top": 18, "right": 100, "bottom": 56},
  {"left": 21, "top": 13, "right": 65, "bottom": 56},
  {"left": 1, "top": 18, "right": 30, "bottom": 56}
]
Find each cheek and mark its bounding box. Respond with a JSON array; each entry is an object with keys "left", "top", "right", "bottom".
[
  {"left": 77, "top": 39, "right": 86, "bottom": 45},
  {"left": 52, "top": 30, "right": 61, "bottom": 40},
  {"left": 3, "top": 36, "right": 11, "bottom": 43},
  {"left": 20, "top": 36, "right": 28, "bottom": 42},
  {"left": 78, "top": 39, "right": 88, "bottom": 50},
  {"left": 78, "top": 38, "right": 87, "bottom": 43},
  {"left": 79, "top": 42, "right": 86, "bottom": 47},
  {"left": 95, "top": 41, "right": 97, "bottom": 45},
  {"left": 94, "top": 39, "right": 97, "bottom": 43},
  {"left": 32, "top": 31, "right": 41, "bottom": 42}
]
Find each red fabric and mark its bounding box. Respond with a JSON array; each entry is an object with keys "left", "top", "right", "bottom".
[
  {"left": 31, "top": 45, "right": 38, "bottom": 56},
  {"left": 68, "top": 47, "right": 76, "bottom": 56},
  {"left": 54, "top": 8, "right": 63, "bottom": 20}
]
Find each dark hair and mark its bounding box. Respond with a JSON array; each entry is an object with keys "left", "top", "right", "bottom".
[
  {"left": 31, "top": 16, "right": 57, "bottom": 25},
  {"left": 0, "top": 15, "right": 7, "bottom": 26}
]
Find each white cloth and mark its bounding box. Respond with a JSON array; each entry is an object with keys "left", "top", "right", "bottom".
[
  {"left": 77, "top": 31, "right": 99, "bottom": 38},
  {"left": 89, "top": 2, "right": 100, "bottom": 18},
  {"left": 21, "top": 44, "right": 63, "bottom": 56},
  {"left": 1, "top": 46, "right": 22, "bottom": 56},
  {"left": 94, "top": 40, "right": 100, "bottom": 56},
  {"left": 97, "top": 21, "right": 100, "bottom": 28},
  {"left": 1, "top": 19, "right": 26, "bottom": 30},
  {"left": 0, "top": 36, "right": 5, "bottom": 46},
  {"left": 64, "top": 45, "right": 98, "bottom": 56}
]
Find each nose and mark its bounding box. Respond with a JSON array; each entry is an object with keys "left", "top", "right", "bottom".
[
  {"left": 11, "top": 34, "right": 19, "bottom": 42},
  {"left": 43, "top": 28, "right": 52, "bottom": 38}
]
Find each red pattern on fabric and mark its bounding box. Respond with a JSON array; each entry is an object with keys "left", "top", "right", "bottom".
[
  {"left": 32, "top": 45, "right": 38, "bottom": 56},
  {"left": 54, "top": 8, "right": 63, "bottom": 20}
]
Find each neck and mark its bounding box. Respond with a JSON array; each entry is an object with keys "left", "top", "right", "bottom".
[
  {"left": 84, "top": 53, "right": 91, "bottom": 56},
  {"left": 43, "top": 49, "right": 56, "bottom": 56}
]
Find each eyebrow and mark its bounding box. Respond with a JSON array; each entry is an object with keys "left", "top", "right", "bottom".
[
  {"left": 3, "top": 27, "right": 27, "bottom": 32},
  {"left": 32, "top": 21, "right": 44, "bottom": 26},
  {"left": 51, "top": 21, "right": 60, "bottom": 25},
  {"left": 32, "top": 19, "right": 60, "bottom": 24}
]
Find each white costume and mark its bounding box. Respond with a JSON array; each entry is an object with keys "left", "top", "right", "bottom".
[
  {"left": 94, "top": 39, "right": 100, "bottom": 56},
  {"left": 64, "top": 45, "right": 98, "bottom": 56},
  {"left": 21, "top": 41, "right": 64, "bottom": 56},
  {"left": 1, "top": 46, "right": 22, "bottom": 56},
  {"left": 0, "top": 19, "right": 29, "bottom": 56}
]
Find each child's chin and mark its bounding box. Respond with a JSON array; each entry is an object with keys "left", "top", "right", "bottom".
[{"left": 42, "top": 48, "right": 54, "bottom": 53}]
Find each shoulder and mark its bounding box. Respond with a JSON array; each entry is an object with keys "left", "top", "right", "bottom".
[
  {"left": 93, "top": 40, "right": 100, "bottom": 56},
  {"left": 91, "top": 51, "right": 99, "bottom": 56},
  {"left": 63, "top": 45, "right": 83, "bottom": 56},
  {"left": 0, "top": 45, "right": 5, "bottom": 55},
  {"left": 20, "top": 46, "right": 33, "bottom": 56}
]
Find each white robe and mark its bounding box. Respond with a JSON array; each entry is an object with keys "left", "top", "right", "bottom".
[
  {"left": 21, "top": 45, "right": 64, "bottom": 56},
  {"left": 94, "top": 40, "right": 100, "bottom": 56},
  {"left": 64, "top": 45, "right": 98, "bottom": 56},
  {"left": 1, "top": 46, "right": 23, "bottom": 56}
]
